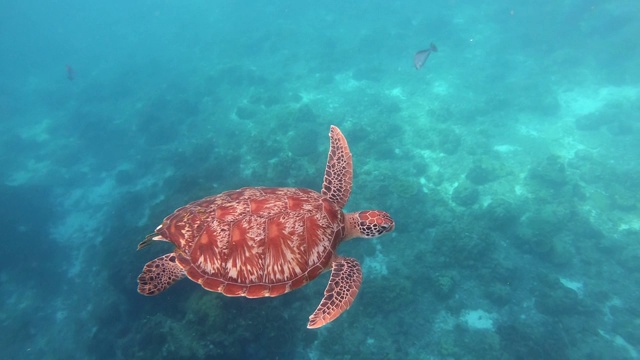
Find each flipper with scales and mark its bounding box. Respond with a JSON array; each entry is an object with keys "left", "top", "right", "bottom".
[
  {"left": 307, "top": 256, "right": 362, "bottom": 328},
  {"left": 137, "top": 253, "right": 185, "bottom": 296},
  {"left": 322, "top": 125, "right": 353, "bottom": 209}
]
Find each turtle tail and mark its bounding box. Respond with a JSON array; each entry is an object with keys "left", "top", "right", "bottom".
[{"left": 137, "top": 232, "right": 159, "bottom": 250}]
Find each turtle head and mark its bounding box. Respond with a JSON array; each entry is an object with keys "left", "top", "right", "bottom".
[{"left": 345, "top": 210, "right": 395, "bottom": 239}]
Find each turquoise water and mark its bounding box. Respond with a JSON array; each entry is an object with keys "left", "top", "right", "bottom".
[{"left": 2, "top": 1, "right": 639, "bottom": 359}]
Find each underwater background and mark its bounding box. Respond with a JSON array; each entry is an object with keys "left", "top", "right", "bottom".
[{"left": 1, "top": 0, "right": 639, "bottom": 359}]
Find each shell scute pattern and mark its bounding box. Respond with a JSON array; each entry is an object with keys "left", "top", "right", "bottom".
[
  {"left": 225, "top": 215, "right": 266, "bottom": 283},
  {"left": 225, "top": 187, "right": 264, "bottom": 201},
  {"left": 158, "top": 207, "right": 204, "bottom": 252},
  {"left": 264, "top": 213, "right": 307, "bottom": 283},
  {"left": 189, "top": 220, "right": 229, "bottom": 276},
  {"left": 158, "top": 187, "right": 344, "bottom": 293},
  {"left": 214, "top": 200, "right": 250, "bottom": 223}
]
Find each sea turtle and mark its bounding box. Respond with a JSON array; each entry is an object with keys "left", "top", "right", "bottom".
[{"left": 137, "top": 125, "right": 395, "bottom": 328}]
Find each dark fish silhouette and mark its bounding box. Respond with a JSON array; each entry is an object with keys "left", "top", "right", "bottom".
[
  {"left": 66, "top": 64, "right": 74, "bottom": 81},
  {"left": 414, "top": 43, "right": 438, "bottom": 70}
]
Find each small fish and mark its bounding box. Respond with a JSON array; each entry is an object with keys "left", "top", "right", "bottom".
[
  {"left": 414, "top": 43, "right": 438, "bottom": 70},
  {"left": 66, "top": 64, "right": 74, "bottom": 81}
]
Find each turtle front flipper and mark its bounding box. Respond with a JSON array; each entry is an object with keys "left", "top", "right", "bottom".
[
  {"left": 321, "top": 126, "right": 353, "bottom": 209},
  {"left": 137, "top": 253, "right": 185, "bottom": 296},
  {"left": 307, "top": 256, "right": 362, "bottom": 329}
]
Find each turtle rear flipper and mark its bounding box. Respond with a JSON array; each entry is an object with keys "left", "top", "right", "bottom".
[
  {"left": 307, "top": 256, "right": 362, "bottom": 328},
  {"left": 137, "top": 253, "right": 185, "bottom": 296}
]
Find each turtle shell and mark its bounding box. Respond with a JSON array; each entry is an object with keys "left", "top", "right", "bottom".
[{"left": 156, "top": 187, "right": 345, "bottom": 298}]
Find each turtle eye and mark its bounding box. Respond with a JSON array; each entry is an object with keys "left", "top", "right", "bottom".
[
  {"left": 374, "top": 223, "right": 393, "bottom": 235},
  {"left": 379, "top": 221, "right": 394, "bottom": 233}
]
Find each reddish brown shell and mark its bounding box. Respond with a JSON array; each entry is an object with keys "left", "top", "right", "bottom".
[{"left": 156, "top": 187, "right": 345, "bottom": 298}]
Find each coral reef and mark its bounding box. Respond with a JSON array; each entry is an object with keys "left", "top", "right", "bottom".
[
  {"left": 431, "top": 222, "right": 497, "bottom": 268},
  {"left": 4, "top": 3, "right": 639, "bottom": 359},
  {"left": 483, "top": 198, "right": 522, "bottom": 230},
  {"left": 429, "top": 271, "right": 458, "bottom": 300},
  {"left": 575, "top": 111, "right": 609, "bottom": 131},
  {"left": 497, "top": 320, "right": 569, "bottom": 360},
  {"left": 435, "top": 128, "right": 462, "bottom": 155},
  {"left": 235, "top": 104, "right": 257, "bottom": 120},
  {"left": 527, "top": 154, "right": 570, "bottom": 191},
  {"left": 115, "top": 291, "right": 304, "bottom": 359},
  {"left": 465, "top": 158, "right": 507, "bottom": 185},
  {"left": 533, "top": 275, "right": 592, "bottom": 317},
  {"left": 390, "top": 176, "right": 419, "bottom": 198},
  {"left": 451, "top": 181, "right": 479, "bottom": 207}
]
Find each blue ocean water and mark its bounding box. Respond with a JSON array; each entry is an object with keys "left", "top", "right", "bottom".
[{"left": 2, "top": 0, "right": 639, "bottom": 358}]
